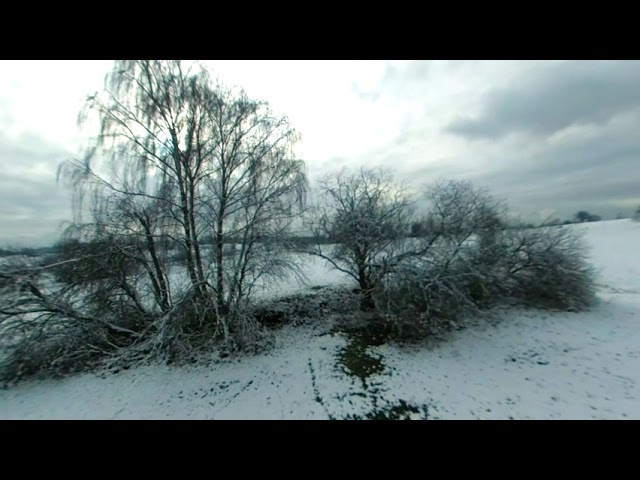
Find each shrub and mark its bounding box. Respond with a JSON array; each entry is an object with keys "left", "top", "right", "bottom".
[
  {"left": 376, "top": 258, "right": 480, "bottom": 339},
  {"left": 500, "top": 226, "right": 597, "bottom": 311},
  {"left": 49, "top": 238, "right": 141, "bottom": 285},
  {"left": 374, "top": 187, "right": 596, "bottom": 340}
]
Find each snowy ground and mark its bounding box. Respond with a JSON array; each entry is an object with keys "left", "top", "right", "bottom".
[{"left": 1, "top": 219, "right": 639, "bottom": 419}]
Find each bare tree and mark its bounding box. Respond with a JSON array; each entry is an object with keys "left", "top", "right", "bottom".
[
  {"left": 305, "top": 167, "right": 413, "bottom": 310},
  {"left": 0, "top": 60, "right": 310, "bottom": 384},
  {"left": 58, "top": 61, "right": 307, "bottom": 337}
]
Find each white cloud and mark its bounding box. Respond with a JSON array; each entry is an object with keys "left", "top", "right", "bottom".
[{"left": 0, "top": 60, "right": 638, "bottom": 245}]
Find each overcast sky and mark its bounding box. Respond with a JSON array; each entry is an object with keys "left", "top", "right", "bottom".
[{"left": 1, "top": 60, "right": 639, "bottom": 246}]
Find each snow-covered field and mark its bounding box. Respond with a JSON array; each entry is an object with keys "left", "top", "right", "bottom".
[{"left": 1, "top": 219, "right": 639, "bottom": 419}]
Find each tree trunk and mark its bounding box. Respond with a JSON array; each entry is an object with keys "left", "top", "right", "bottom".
[
  {"left": 172, "top": 133, "right": 204, "bottom": 297},
  {"left": 215, "top": 211, "right": 227, "bottom": 315},
  {"left": 144, "top": 226, "right": 170, "bottom": 312},
  {"left": 358, "top": 267, "right": 376, "bottom": 311},
  {"left": 188, "top": 182, "right": 205, "bottom": 289},
  {"left": 181, "top": 205, "right": 200, "bottom": 291}
]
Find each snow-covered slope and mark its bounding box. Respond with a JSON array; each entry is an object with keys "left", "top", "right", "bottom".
[
  {"left": 577, "top": 219, "right": 640, "bottom": 294},
  {"left": 1, "top": 220, "right": 639, "bottom": 419}
]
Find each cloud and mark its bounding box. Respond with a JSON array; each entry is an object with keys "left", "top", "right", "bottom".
[
  {"left": 0, "top": 98, "right": 11, "bottom": 129},
  {"left": 453, "top": 111, "right": 640, "bottom": 220},
  {"left": 342, "top": 61, "right": 640, "bottom": 221},
  {"left": 446, "top": 60, "right": 640, "bottom": 140},
  {"left": 0, "top": 131, "right": 72, "bottom": 247},
  {"left": 1, "top": 60, "right": 638, "bottom": 246}
]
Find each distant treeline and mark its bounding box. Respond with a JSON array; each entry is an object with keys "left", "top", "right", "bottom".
[
  {"left": 0, "top": 246, "right": 59, "bottom": 257},
  {"left": 0, "top": 236, "right": 337, "bottom": 258}
]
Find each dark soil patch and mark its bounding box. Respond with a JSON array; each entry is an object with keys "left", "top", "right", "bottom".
[
  {"left": 346, "top": 400, "right": 429, "bottom": 420},
  {"left": 254, "top": 286, "right": 361, "bottom": 328},
  {"left": 336, "top": 341, "right": 384, "bottom": 382},
  {"left": 334, "top": 319, "right": 393, "bottom": 383},
  {"left": 254, "top": 308, "right": 288, "bottom": 327}
]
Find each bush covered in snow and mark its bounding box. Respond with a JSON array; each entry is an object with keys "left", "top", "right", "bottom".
[
  {"left": 372, "top": 182, "right": 597, "bottom": 340},
  {"left": 498, "top": 225, "right": 596, "bottom": 310}
]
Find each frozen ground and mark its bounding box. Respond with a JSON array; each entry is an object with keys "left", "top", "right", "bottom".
[{"left": 1, "top": 220, "right": 639, "bottom": 419}]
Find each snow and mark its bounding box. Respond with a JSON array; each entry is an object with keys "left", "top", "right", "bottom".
[
  {"left": 253, "top": 254, "right": 354, "bottom": 300},
  {"left": 0, "top": 324, "right": 352, "bottom": 420},
  {"left": 373, "top": 294, "right": 640, "bottom": 419},
  {"left": 1, "top": 219, "right": 640, "bottom": 419},
  {"left": 165, "top": 254, "right": 354, "bottom": 302}
]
